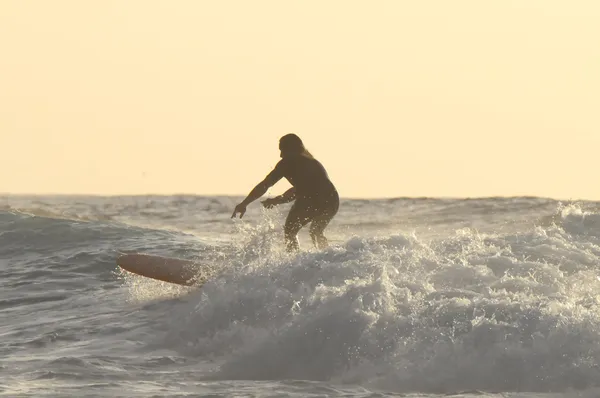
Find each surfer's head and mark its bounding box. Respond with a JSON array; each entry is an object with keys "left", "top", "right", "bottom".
[{"left": 279, "top": 134, "right": 313, "bottom": 158}]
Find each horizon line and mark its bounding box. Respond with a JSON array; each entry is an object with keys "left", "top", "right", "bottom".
[{"left": 0, "top": 192, "right": 594, "bottom": 203}]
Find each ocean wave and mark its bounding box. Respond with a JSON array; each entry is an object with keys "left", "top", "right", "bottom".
[
  {"left": 4, "top": 196, "right": 600, "bottom": 395},
  {"left": 143, "top": 210, "right": 600, "bottom": 394}
]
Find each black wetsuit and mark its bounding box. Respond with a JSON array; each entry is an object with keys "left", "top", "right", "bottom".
[{"left": 265, "top": 154, "right": 339, "bottom": 249}]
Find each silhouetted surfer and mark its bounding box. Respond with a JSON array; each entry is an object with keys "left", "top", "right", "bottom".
[{"left": 232, "top": 134, "right": 339, "bottom": 252}]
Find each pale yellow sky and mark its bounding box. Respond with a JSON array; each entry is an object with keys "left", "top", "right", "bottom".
[{"left": 1, "top": 1, "right": 599, "bottom": 199}]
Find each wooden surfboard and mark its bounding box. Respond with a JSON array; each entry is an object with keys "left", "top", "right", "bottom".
[{"left": 116, "top": 253, "right": 209, "bottom": 286}]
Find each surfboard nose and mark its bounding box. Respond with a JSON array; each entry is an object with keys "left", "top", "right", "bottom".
[{"left": 116, "top": 253, "right": 205, "bottom": 286}]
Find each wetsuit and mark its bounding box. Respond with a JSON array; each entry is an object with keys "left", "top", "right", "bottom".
[{"left": 264, "top": 154, "right": 339, "bottom": 250}]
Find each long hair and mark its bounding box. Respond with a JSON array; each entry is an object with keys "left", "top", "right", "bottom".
[{"left": 279, "top": 133, "right": 313, "bottom": 159}]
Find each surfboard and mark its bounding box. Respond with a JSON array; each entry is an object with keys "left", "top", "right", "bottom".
[{"left": 116, "top": 253, "right": 209, "bottom": 286}]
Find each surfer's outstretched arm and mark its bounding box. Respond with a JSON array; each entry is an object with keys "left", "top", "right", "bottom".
[
  {"left": 231, "top": 180, "right": 271, "bottom": 218},
  {"left": 232, "top": 162, "right": 286, "bottom": 218}
]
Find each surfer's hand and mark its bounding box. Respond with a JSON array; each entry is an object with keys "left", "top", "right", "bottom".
[
  {"left": 261, "top": 198, "right": 277, "bottom": 209},
  {"left": 231, "top": 203, "right": 247, "bottom": 219}
]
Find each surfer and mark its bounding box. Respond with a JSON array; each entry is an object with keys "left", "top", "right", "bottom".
[{"left": 231, "top": 133, "right": 339, "bottom": 252}]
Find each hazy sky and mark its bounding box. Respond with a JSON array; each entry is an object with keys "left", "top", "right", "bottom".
[{"left": 1, "top": 1, "right": 599, "bottom": 199}]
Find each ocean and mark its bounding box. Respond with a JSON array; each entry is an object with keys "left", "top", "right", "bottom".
[{"left": 1, "top": 194, "right": 600, "bottom": 397}]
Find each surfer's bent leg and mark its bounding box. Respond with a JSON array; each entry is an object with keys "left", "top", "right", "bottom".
[
  {"left": 284, "top": 201, "right": 312, "bottom": 252},
  {"left": 309, "top": 192, "right": 339, "bottom": 249}
]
